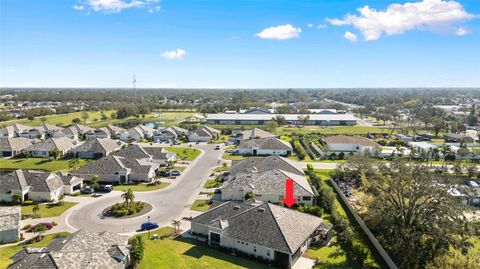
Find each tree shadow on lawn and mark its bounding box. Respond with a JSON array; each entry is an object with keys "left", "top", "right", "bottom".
[
  {"left": 35, "top": 159, "right": 53, "bottom": 165},
  {"left": 178, "top": 237, "right": 276, "bottom": 269},
  {"left": 308, "top": 242, "right": 360, "bottom": 269}
]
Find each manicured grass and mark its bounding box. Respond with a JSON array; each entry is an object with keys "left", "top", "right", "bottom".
[
  {"left": 470, "top": 237, "right": 480, "bottom": 254},
  {"left": 190, "top": 200, "right": 211, "bottom": 212},
  {"left": 221, "top": 153, "right": 245, "bottom": 161},
  {"left": 211, "top": 135, "right": 230, "bottom": 143},
  {"left": 164, "top": 147, "right": 201, "bottom": 161},
  {"left": 278, "top": 126, "right": 383, "bottom": 136},
  {"left": 0, "top": 232, "right": 70, "bottom": 269},
  {"left": 0, "top": 110, "right": 115, "bottom": 127},
  {"left": 0, "top": 158, "right": 90, "bottom": 172},
  {"left": 21, "top": 202, "right": 77, "bottom": 218},
  {"left": 203, "top": 180, "right": 222, "bottom": 189},
  {"left": 138, "top": 227, "right": 272, "bottom": 269},
  {"left": 307, "top": 238, "right": 362, "bottom": 269},
  {"left": 213, "top": 165, "right": 229, "bottom": 172},
  {"left": 114, "top": 182, "right": 170, "bottom": 192}
]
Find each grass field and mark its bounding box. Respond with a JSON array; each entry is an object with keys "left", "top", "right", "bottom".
[
  {"left": 221, "top": 153, "right": 245, "bottom": 161},
  {"left": 0, "top": 232, "right": 70, "bottom": 269},
  {"left": 164, "top": 147, "right": 201, "bottom": 161},
  {"left": 138, "top": 227, "right": 272, "bottom": 269},
  {"left": 190, "top": 200, "right": 211, "bottom": 212},
  {"left": 278, "top": 125, "right": 383, "bottom": 136},
  {"left": 0, "top": 110, "right": 116, "bottom": 127},
  {"left": 213, "top": 165, "right": 229, "bottom": 172},
  {"left": 21, "top": 202, "right": 77, "bottom": 218},
  {"left": 114, "top": 182, "right": 170, "bottom": 192},
  {"left": 0, "top": 158, "right": 90, "bottom": 172},
  {"left": 203, "top": 180, "right": 222, "bottom": 188}
]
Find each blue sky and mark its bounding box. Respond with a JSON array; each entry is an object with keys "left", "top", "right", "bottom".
[{"left": 1, "top": 0, "right": 479, "bottom": 88}]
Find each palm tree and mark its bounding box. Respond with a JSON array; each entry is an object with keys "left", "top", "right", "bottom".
[
  {"left": 121, "top": 189, "right": 135, "bottom": 208},
  {"left": 35, "top": 224, "right": 47, "bottom": 240},
  {"left": 32, "top": 204, "right": 40, "bottom": 218},
  {"left": 409, "top": 147, "right": 417, "bottom": 162},
  {"left": 172, "top": 220, "right": 181, "bottom": 234},
  {"left": 441, "top": 143, "right": 452, "bottom": 167},
  {"left": 68, "top": 158, "right": 80, "bottom": 171}
]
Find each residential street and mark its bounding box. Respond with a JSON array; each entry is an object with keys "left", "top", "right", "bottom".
[{"left": 66, "top": 144, "right": 221, "bottom": 234}]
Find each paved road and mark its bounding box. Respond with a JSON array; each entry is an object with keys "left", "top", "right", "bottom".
[{"left": 67, "top": 144, "right": 221, "bottom": 234}]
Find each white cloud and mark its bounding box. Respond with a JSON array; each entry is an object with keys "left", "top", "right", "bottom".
[
  {"left": 255, "top": 24, "right": 302, "bottom": 40},
  {"left": 307, "top": 23, "right": 314, "bottom": 28},
  {"left": 148, "top": 5, "right": 161, "bottom": 13},
  {"left": 72, "top": 5, "right": 85, "bottom": 10},
  {"left": 316, "top": 24, "right": 327, "bottom": 29},
  {"left": 76, "top": 0, "right": 160, "bottom": 13},
  {"left": 161, "top": 48, "right": 186, "bottom": 60},
  {"left": 344, "top": 31, "right": 358, "bottom": 42},
  {"left": 456, "top": 26, "right": 469, "bottom": 36},
  {"left": 327, "top": 0, "right": 475, "bottom": 40}
]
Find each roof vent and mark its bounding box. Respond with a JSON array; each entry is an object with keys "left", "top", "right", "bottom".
[
  {"left": 258, "top": 208, "right": 265, "bottom": 212},
  {"left": 233, "top": 205, "right": 240, "bottom": 210}
]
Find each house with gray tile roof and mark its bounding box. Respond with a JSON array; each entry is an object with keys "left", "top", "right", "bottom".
[
  {"left": 191, "top": 200, "right": 324, "bottom": 268},
  {"left": 8, "top": 229, "right": 130, "bottom": 269},
  {"left": 105, "top": 124, "right": 127, "bottom": 138},
  {"left": 0, "top": 124, "right": 30, "bottom": 138},
  {"left": 153, "top": 126, "right": 188, "bottom": 142},
  {"left": 238, "top": 137, "right": 292, "bottom": 157},
  {"left": 231, "top": 128, "right": 278, "bottom": 145},
  {"left": 41, "top": 124, "right": 64, "bottom": 138},
  {"left": 71, "top": 138, "right": 122, "bottom": 159},
  {"left": 119, "top": 125, "right": 156, "bottom": 142},
  {"left": 0, "top": 170, "right": 65, "bottom": 202},
  {"left": 115, "top": 144, "right": 176, "bottom": 165},
  {"left": 229, "top": 156, "right": 304, "bottom": 177},
  {"left": 84, "top": 127, "right": 111, "bottom": 140},
  {"left": 73, "top": 154, "right": 158, "bottom": 183},
  {"left": 0, "top": 207, "right": 21, "bottom": 244},
  {"left": 57, "top": 172, "right": 84, "bottom": 195},
  {"left": 25, "top": 137, "right": 77, "bottom": 158},
  {"left": 61, "top": 124, "right": 94, "bottom": 140},
  {"left": 188, "top": 125, "right": 221, "bottom": 142},
  {"left": 18, "top": 127, "right": 45, "bottom": 139},
  {"left": 220, "top": 169, "right": 315, "bottom": 205},
  {"left": 0, "top": 137, "right": 33, "bottom": 157}
]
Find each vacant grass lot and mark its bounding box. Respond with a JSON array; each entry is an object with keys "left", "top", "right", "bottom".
[
  {"left": 21, "top": 202, "right": 77, "bottom": 218},
  {"left": 164, "top": 147, "right": 201, "bottom": 161},
  {"left": 190, "top": 200, "right": 211, "bottom": 212},
  {"left": 213, "top": 165, "right": 229, "bottom": 172},
  {"left": 0, "top": 232, "right": 70, "bottom": 269},
  {"left": 278, "top": 125, "right": 383, "bottom": 136},
  {"left": 221, "top": 153, "right": 245, "bottom": 161},
  {"left": 203, "top": 179, "right": 222, "bottom": 189},
  {"left": 0, "top": 110, "right": 115, "bottom": 127},
  {"left": 0, "top": 158, "right": 90, "bottom": 172},
  {"left": 114, "top": 182, "right": 170, "bottom": 192},
  {"left": 138, "top": 227, "right": 272, "bottom": 269}
]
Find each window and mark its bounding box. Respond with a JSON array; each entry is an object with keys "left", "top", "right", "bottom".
[
  {"left": 254, "top": 247, "right": 256, "bottom": 252},
  {"left": 267, "top": 251, "right": 270, "bottom": 256},
  {"left": 302, "top": 196, "right": 311, "bottom": 201}
]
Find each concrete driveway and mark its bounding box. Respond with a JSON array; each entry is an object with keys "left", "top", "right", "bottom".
[{"left": 66, "top": 144, "right": 221, "bottom": 235}]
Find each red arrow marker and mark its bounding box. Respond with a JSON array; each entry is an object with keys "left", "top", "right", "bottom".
[{"left": 282, "top": 178, "right": 297, "bottom": 208}]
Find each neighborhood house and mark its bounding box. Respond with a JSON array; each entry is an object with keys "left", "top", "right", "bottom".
[{"left": 238, "top": 137, "right": 292, "bottom": 157}]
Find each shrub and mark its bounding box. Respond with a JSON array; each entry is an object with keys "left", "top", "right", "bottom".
[
  {"left": 22, "top": 224, "right": 32, "bottom": 230},
  {"left": 51, "top": 221, "right": 57, "bottom": 226},
  {"left": 128, "top": 207, "right": 136, "bottom": 215}
]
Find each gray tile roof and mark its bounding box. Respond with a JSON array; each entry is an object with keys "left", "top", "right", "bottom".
[
  {"left": 0, "top": 170, "right": 63, "bottom": 193},
  {"left": 239, "top": 137, "right": 292, "bottom": 150},
  {"left": 237, "top": 128, "right": 276, "bottom": 140},
  {"left": 0, "top": 206, "right": 20, "bottom": 232},
  {"left": 323, "top": 135, "right": 380, "bottom": 147},
  {"left": 57, "top": 173, "right": 83, "bottom": 186},
  {"left": 72, "top": 138, "right": 121, "bottom": 154},
  {"left": 8, "top": 230, "right": 130, "bottom": 269},
  {"left": 113, "top": 144, "right": 150, "bottom": 160},
  {"left": 0, "top": 137, "right": 33, "bottom": 152},
  {"left": 192, "top": 201, "right": 323, "bottom": 254},
  {"left": 191, "top": 126, "right": 221, "bottom": 137},
  {"left": 105, "top": 124, "right": 126, "bottom": 135},
  {"left": 41, "top": 124, "right": 63, "bottom": 132},
  {"left": 26, "top": 137, "right": 76, "bottom": 152},
  {"left": 143, "top": 147, "right": 176, "bottom": 161},
  {"left": 222, "top": 169, "right": 314, "bottom": 196},
  {"left": 75, "top": 155, "right": 127, "bottom": 175},
  {"left": 229, "top": 156, "right": 304, "bottom": 176}
]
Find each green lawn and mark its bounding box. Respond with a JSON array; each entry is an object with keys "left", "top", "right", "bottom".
[
  {"left": 0, "top": 232, "right": 70, "bottom": 269},
  {"left": 114, "top": 182, "right": 170, "bottom": 192},
  {"left": 21, "top": 202, "right": 77, "bottom": 218},
  {"left": 0, "top": 110, "right": 115, "bottom": 127},
  {"left": 203, "top": 180, "right": 222, "bottom": 189},
  {"left": 138, "top": 227, "right": 272, "bottom": 269},
  {"left": 278, "top": 125, "right": 383, "bottom": 136},
  {"left": 221, "top": 153, "right": 245, "bottom": 161},
  {"left": 211, "top": 135, "right": 230, "bottom": 143},
  {"left": 0, "top": 158, "right": 90, "bottom": 172},
  {"left": 307, "top": 239, "right": 362, "bottom": 269},
  {"left": 159, "top": 166, "right": 187, "bottom": 172},
  {"left": 213, "top": 165, "right": 229, "bottom": 172},
  {"left": 190, "top": 200, "right": 211, "bottom": 212},
  {"left": 164, "top": 147, "right": 201, "bottom": 161}
]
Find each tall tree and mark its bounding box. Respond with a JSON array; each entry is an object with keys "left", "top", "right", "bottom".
[{"left": 361, "top": 161, "right": 467, "bottom": 269}]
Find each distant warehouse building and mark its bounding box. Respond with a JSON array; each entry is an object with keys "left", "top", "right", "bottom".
[{"left": 206, "top": 113, "right": 357, "bottom": 126}]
